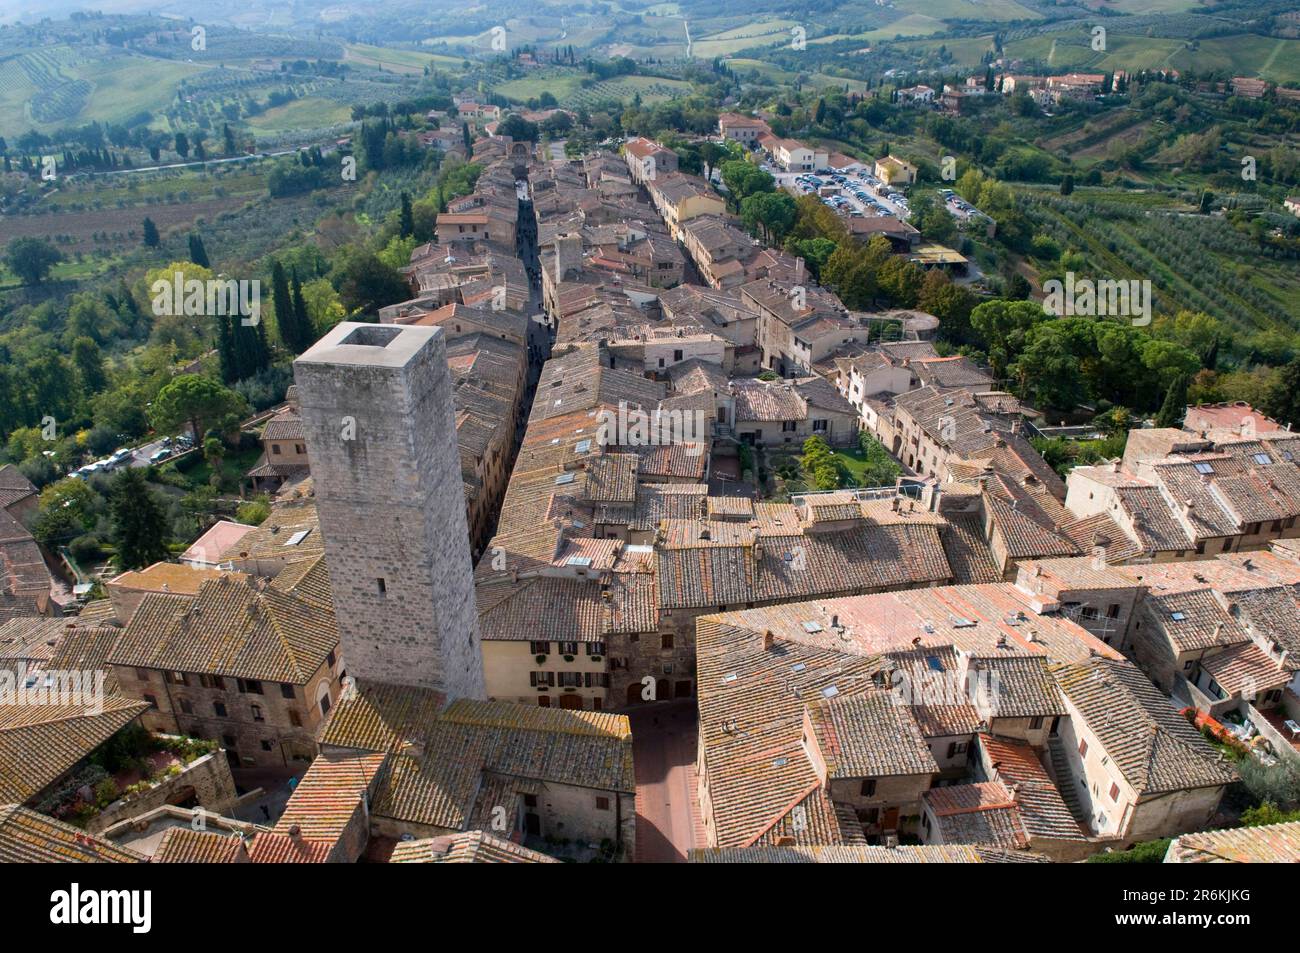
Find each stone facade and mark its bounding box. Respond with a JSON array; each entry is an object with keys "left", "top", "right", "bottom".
[
  {"left": 114, "top": 660, "right": 339, "bottom": 770},
  {"left": 294, "top": 323, "right": 485, "bottom": 699}
]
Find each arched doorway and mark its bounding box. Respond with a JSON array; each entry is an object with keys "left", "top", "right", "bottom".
[{"left": 626, "top": 682, "right": 642, "bottom": 706}]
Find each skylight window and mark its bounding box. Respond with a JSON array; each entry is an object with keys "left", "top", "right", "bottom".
[
  {"left": 1253, "top": 453, "right": 1272, "bottom": 465},
  {"left": 1194, "top": 462, "right": 1214, "bottom": 475},
  {"left": 284, "top": 529, "right": 311, "bottom": 547},
  {"left": 926, "top": 655, "right": 944, "bottom": 672},
  {"left": 1171, "top": 611, "right": 1186, "bottom": 621},
  {"left": 802, "top": 621, "right": 823, "bottom": 633},
  {"left": 555, "top": 472, "right": 575, "bottom": 485},
  {"left": 821, "top": 684, "right": 839, "bottom": 698},
  {"left": 791, "top": 662, "right": 806, "bottom": 673}
]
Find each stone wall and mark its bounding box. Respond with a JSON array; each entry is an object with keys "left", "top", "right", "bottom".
[
  {"left": 87, "top": 748, "right": 239, "bottom": 835},
  {"left": 294, "top": 323, "right": 484, "bottom": 699}
]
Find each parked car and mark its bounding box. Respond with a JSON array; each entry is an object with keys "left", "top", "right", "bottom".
[{"left": 149, "top": 449, "right": 171, "bottom": 464}]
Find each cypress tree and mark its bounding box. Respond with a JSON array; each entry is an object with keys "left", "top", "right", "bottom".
[
  {"left": 399, "top": 191, "right": 414, "bottom": 238},
  {"left": 290, "top": 270, "right": 313, "bottom": 352},
  {"left": 216, "top": 312, "right": 239, "bottom": 384},
  {"left": 270, "top": 260, "right": 297, "bottom": 352},
  {"left": 1155, "top": 374, "right": 1189, "bottom": 429},
  {"left": 188, "top": 232, "right": 210, "bottom": 268},
  {"left": 110, "top": 468, "right": 170, "bottom": 571},
  {"left": 142, "top": 216, "right": 160, "bottom": 247}
]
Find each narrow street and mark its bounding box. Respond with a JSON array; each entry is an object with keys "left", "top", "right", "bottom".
[{"left": 628, "top": 701, "right": 705, "bottom": 863}]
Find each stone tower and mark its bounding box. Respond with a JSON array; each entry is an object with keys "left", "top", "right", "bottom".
[{"left": 293, "top": 322, "right": 484, "bottom": 698}]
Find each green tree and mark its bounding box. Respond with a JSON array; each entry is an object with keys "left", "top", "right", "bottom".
[
  {"left": 877, "top": 255, "right": 925, "bottom": 308},
  {"left": 909, "top": 193, "right": 956, "bottom": 244},
  {"left": 916, "top": 269, "right": 976, "bottom": 343},
  {"left": 969, "top": 299, "right": 1046, "bottom": 379},
  {"left": 1154, "top": 373, "right": 1189, "bottom": 428},
  {"left": 188, "top": 233, "right": 210, "bottom": 268},
  {"left": 699, "top": 141, "right": 726, "bottom": 181},
  {"left": 789, "top": 238, "right": 838, "bottom": 282},
  {"left": 801, "top": 436, "right": 842, "bottom": 489},
  {"left": 202, "top": 436, "right": 226, "bottom": 488},
  {"left": 270, "top": 260, "right": 304, "bottom": 353},
  {"left": 497, "top": 115, "right": 539, "bottom": 141},
  {"left": 110, "top": 467, "right": 169, "bottom": 570},
  {"left": 1265, "top": 357, "right": 1300, "bottom": 429},
  {"left": 290, "top": 270, "right": 314, "bottom": 352},
  {"left": 33, "top": 478, "right": 98, "bottom": 547},
  {"left": 330, "top": 248, "right": 411, "bottom": 317},
  {"left": 740, "top": 191, "right": 797, "bottom": 245},
  {"left": 71, "top": 336, "right": 108, "bottom": 395},
  {"left": 1014, "top": 320, "right": 1090, "bottom": 412},
  {"left": 719, "top": 159, "right": 773, "bottom": 209},
  {"left": 858, "top": 431, "right": 901, "bottom": 487},
  {"left": 399, "top": 191, "right": 415, "bottom": 239},
  {"left": 150, "top": 374, "right": 248, "bottom": 440},
  {"left": 142, "top": 217, "right": 160, "bottom": 248},
  {"left": 5, "top": 236, "right": 63, "bottom": 285}
]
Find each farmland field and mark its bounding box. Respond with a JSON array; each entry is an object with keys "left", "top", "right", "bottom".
[
  {"left": 493, "top": 71, "right": 692, "bottom": 107},
  {"left": 243, "top": 97, "right": 355, "bottom": 136},
  {"left": 1026, "top": 196, "right": 1300, "bottom": 335},
  {"left": 811, "top": 15, "right": 948, "bottom": 44},
  {"left": 691, "top": 19, "right": 798, "bottom": 58},
  {"left": 1003, "top": 33, "right": 1300, "bottom": 84},
  {"left": 344, "top": 43, "right": 467, "bottom": 73},
  {"left": 893, "top": 0, "right": 1041, "bottom": 22},
  {"left": 0, "top": 47, "right": 208, "bottom": 135},
  {"left": 0, "top": 193, "right": 255, "bottom": 252}
]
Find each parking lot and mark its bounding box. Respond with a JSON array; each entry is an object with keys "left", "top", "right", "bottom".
[
  {"left": 763, "top": 162, "right": 912, "bottom": 221},
  {"left": 70, "top": 433, "right": 193, "bottom": 480}
]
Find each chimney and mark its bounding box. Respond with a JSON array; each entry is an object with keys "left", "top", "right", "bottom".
[
  {"left": 1091, "top": 546, "right": 1106, "bottom": 571},
  {"left": 762, "top": 630, "right": 775, "bottom": 651}
]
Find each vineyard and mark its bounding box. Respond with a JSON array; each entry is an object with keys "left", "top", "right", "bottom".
[
  {"left": 493, "top": 70, "right": 693, "bottom": 108},
  {"left": 0, "top": 46, "right": 205, "bottom": 134}
]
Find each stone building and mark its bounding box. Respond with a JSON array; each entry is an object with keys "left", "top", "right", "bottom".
[
  {"left": 294, "top": 322, "right": 484, "bottom": 698},
  {"left": 107, "top": 570, "right": 343, "bottom": 771}
]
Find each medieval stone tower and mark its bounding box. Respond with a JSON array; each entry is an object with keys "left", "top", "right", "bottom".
[{"left": 293, "top": 322, "right": 484, "bottom": 699}]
